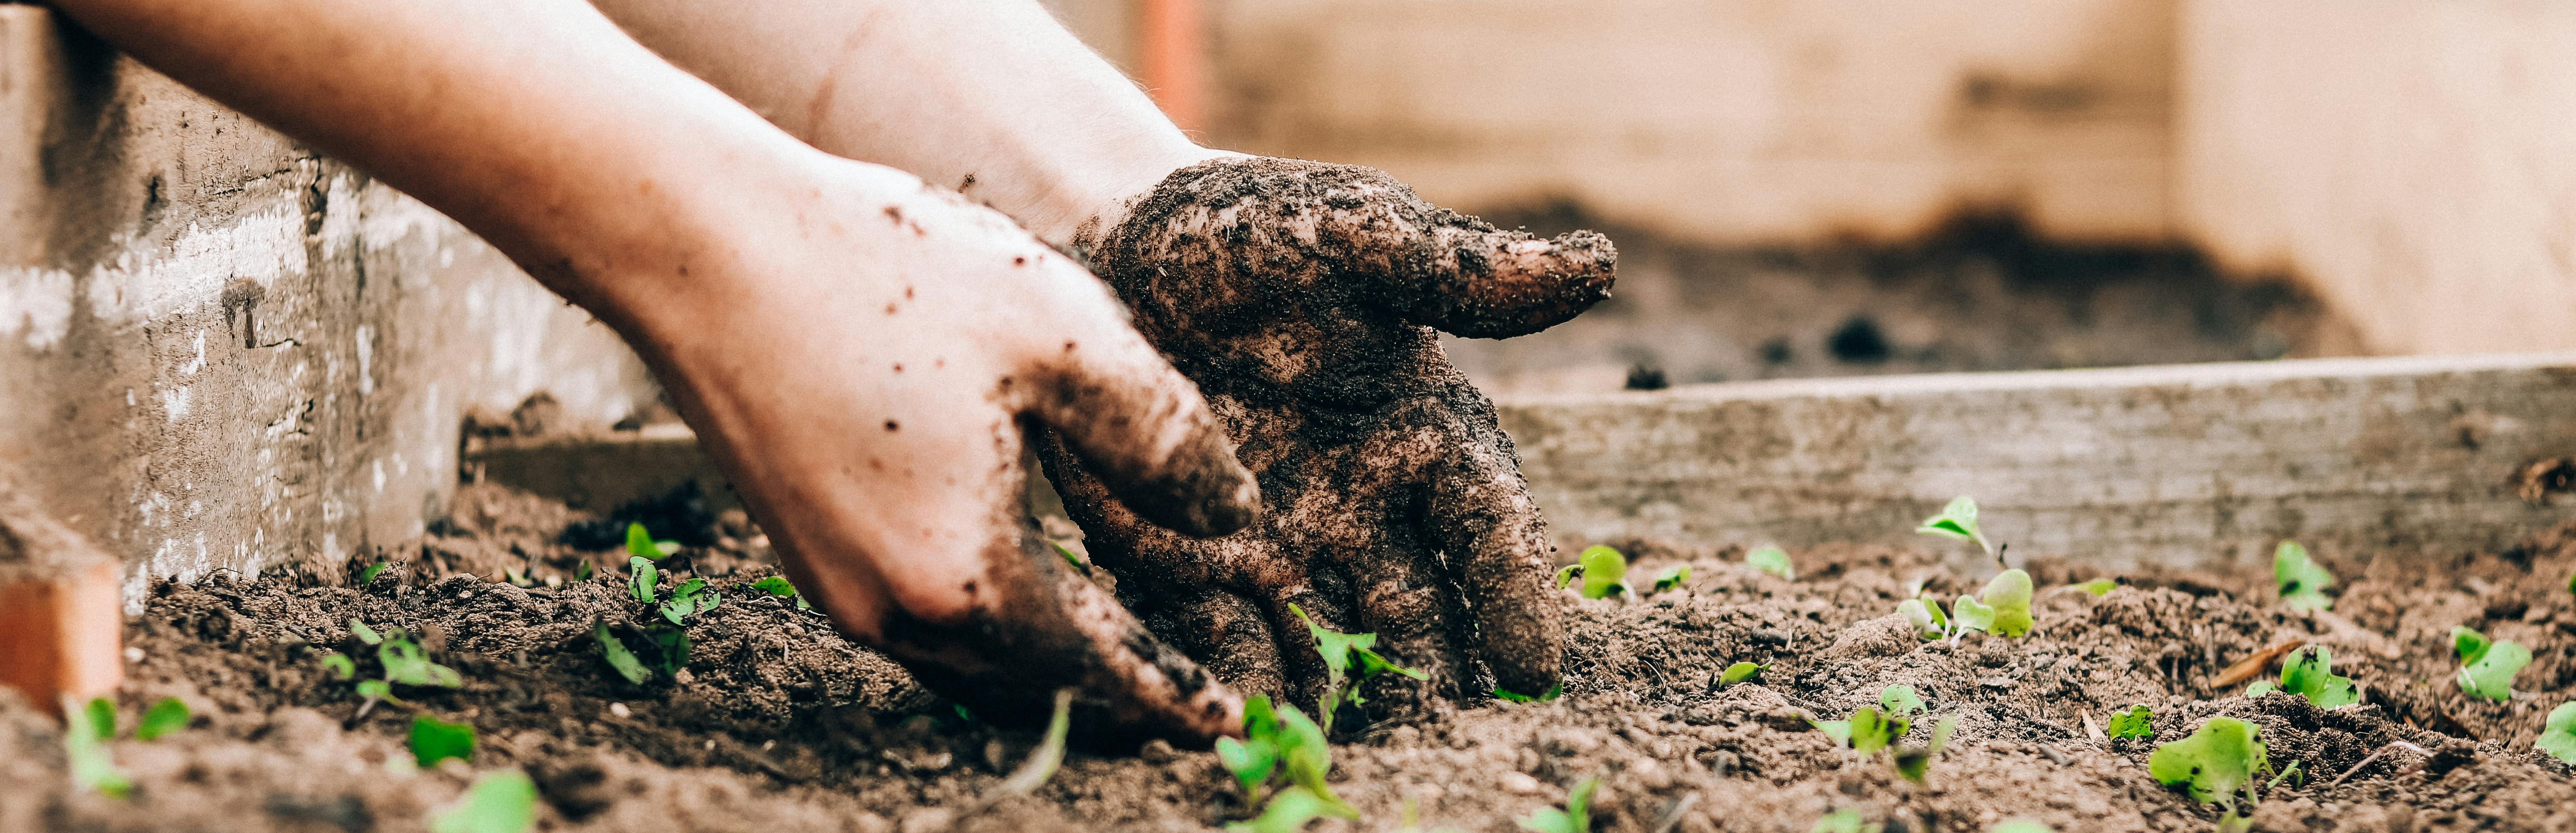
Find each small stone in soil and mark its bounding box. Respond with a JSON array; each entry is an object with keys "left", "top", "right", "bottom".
[
  {"left": 1500, "top": 772, "right": 1540, "bottom": 794},
  {"left": 609, "top": 702, "right": 631, "bottom": 718}
]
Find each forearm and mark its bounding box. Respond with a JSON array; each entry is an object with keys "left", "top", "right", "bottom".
[
  {"left": 52, "top": 0, "right": 830, "bottom": 321},
  {"left": 591, "top": 0, "right": 1218, "bottom": 242}
]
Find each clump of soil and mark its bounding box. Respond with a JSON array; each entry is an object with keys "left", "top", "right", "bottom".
[{"left": 6, "top": 484, "right": 2575, "bottom": 832}]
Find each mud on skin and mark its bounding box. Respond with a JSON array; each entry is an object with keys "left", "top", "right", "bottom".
[
  {"left": 15, "top": 490, "right": 2576, "bottom": 831},
  {"left": 1051, "top": 157, "right": 1617, "bottom": 718}
]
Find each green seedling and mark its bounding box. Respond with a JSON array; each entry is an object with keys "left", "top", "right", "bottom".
[
  {"left": 574, "top": 560, "right": 594, "bottom": 582},
  {"left": 996, "top": 688, "right": 1073, "bottom": 795},
  {"left": 359, "top": 561, "right": 392, "bottom": 585},
  {"left": 660, "top": 578, "right": 721, "bottom": 624},
  {"left": 628, "top": 556, "right": 659, "bottom": 604},
  {"left": 1719, "top": 662, "right": 1764, "bottom": 686},
  {"left": 411, "top": 715, "right": 477, "bottom": 767},
  {"left": 1979, "top": 569, "right": 2034, "bottom": 637},
  {"left": 1900, "top": 594, "right": 1954, "bottom": 639},
  {"left": 1051, "top": 541, "right": 1088, "bottom": 572},
  {"left": 2537, "top": 701, "right": 2576, "bottom": 764},
  {"left": 624, "top": 522, "right": 680, "bottom": 561},
  {"left": 1494, "top": 685, "right": 1562, "bottom": 704},
  {"left": 1513, "top": 776, "right": 1597, "bottom": 833},
  {"left": 1810, "top": 809, "right": 1865, "bottom": 833},
  {"left": 1808, "top": 716, "right": 1853, "bottom": 747},
  {"left": 2106, "top": 705, "right": 2154, "bottom": 740},
  {"left": 64, "top": 696, "right": 131, "bottom": 799},
  {"left": 1880, "top": 684, "right": 1926, "bottom": 718},
  {"left": 1291, "top": 603, "right": 1426, "bottom": 731},
  {"left": 321, "top": 653, "right": 357, "bottom": 680},
  {"left": 2148, "top": 717, "right": 2267, "bottom": 811},
  {"left": 2273, "top": 542, "right": 2334, "bottom": 612},
  {"left": 1555, "top": 545, "right": 1630, "bottom": 600},
  {"left": 1892, "top": 715, "right": 1958, "bottom": 782},
  {"left": 1649, "top": 564, "right": 1692, "bottom": 594},
  {"left": 356, "top": 679, "right": 398, "bottom": 703},
  {"left": 595, "top": 618, "right": 651, "bottom": 684},
  {"left": 1951, "top": 594, "right": 1996, "bottom": 635},
  {"left": 137, "top": 697, "right": 191, "bottom": 740},
  {"left": 1227, "top": 786, "right": 1352, "bottom": 833},
  {"left": 1217, "top": 694, "right": 1352, "bottom": 817},
  {"left": 1216, "top": 695, "right": 1283, "bottom": 797},
  {"left": 746, "top": 575, "right": 813, "bottom": 610},
  {"left": 2261, "top": 646, "right": 2358, "bottom": 709},
  {"left": 2071, "top": 579, "right": 2118, "bottom": 596},
  {"left": 351, "top": 620, "right": 383, "bottom": 644},
  {"left": 429, "top": 769, "right": 539, "bottom": 833},
  {"left": 1990, "top": 821, "right": 2052, "bottom": 833},
  {"left": 342, "top": 619, "right": 461, "bottom": 718},
  {"left": 1917, "top": 495, "right": 1997, "bottom": 563},
  {"left": 1746, "top": 546, "right": 1795, "bottom": 580},
  {"left": 2451, "top": 625, "right": 2529, "bottom": 701},
  {"left": 2265, "top": 760, "right": 2304, "bottom": 791}
]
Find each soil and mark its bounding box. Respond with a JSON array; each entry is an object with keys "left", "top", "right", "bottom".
[
  {"left": 8, "top": 483, "right": 2576, "bottom": 832},
  {"left": 1441, "top": 207, "right": 2363, "bottom": 396}
]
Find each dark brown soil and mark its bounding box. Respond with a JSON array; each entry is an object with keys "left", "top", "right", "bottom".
[{"left": 8, "top": 484, "right": 2576, "bottom": 832}]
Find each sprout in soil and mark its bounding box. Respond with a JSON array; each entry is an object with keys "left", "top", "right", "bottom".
[
  {"left": 1717, "top": 661, "right": 1764, "bottom": 687},
  {"left": 1291, "top": 603, "right": 1427, "bottom": 732},
  {"left": 1217, "top": 694, "right": 1356, "bottom": 823},
  {"left": 2070, "top": 578, "right": 2119, "bottom": 596},
  {"left": 1880, "top": 685, "right": 1926, "bottom": 718},
  {"left": 1051, "top": 541, "right": 1088, "bottom": 572},
  {"left": 625, "top": 521, "right": 680, "bottom": 561},
  {"left": 1916, "top": 495, "right": 1999, "bottom": 565},
  {"left": 1892, "top": 715, "right": 1958, "bottom": 783},
  {"left": 1899, "top": 596, "right": 1950, "bottom": 639},
  {"left": 2244, "top": 646, "right": 2358, "bottom": 708},
  {"left": 2450, "top": 625, "right": 2530, "bottom": 701},
  {"left": 1513, "top": 775, "right": 1597, "bottom": 833},
  {"left": 1990, "top": 821, "right": 2053, "bottom": 833},
  {"left": 1649, "top": 564, "right": 1692, "bottom": 594},
  {"left": 344, "top": 618, "right": 463, "bottom": 719},
  {"left": 1746, "top": 546, "right": 1795, "bottom": 580},
  {"left": 608, "top": 556, "right": 722, "bottom": 678},
  {"left": 136, "top": 697, "right": 191, "bottom": 741},
  {"left": 411, "top": 714, "right": 477, "bottom": 767},
  {"left": 2273, "top": 541, "right": 2335, "bottom": 612},
  {"left": 2537, "top": 701, "right": 2576, "bottom": 765},
  {"left": 745, "top": 575, "right": 813, "bottom": 610},
  {"left": 994, "top": 688, "right": 1073, "bottom": 796},
  {"left": 429, "top": 769, "right": 538, "bottom": 833},
  {"left": 2148, "top": 717, "right": 2268, "bottom": 813},
  {"left": 359, "top": 560, "right": 392, "bottom": 585},
  {"left": 1908, "top": 569, "right": 2034, "bottom": 641},
  {"left": 1812, "top": 686, "right": 1923, "bottom": 757},
  {"left": 63, "top": 696, "right": 131, "bottom": 798},
  {"left": 2106, "top": 705, "right": 2154, "bottom": 740},
  {"left": 595, "top": 618, "right": 652, "bottom": 685},
  {"left": 1494, "top": 685, "right": 1562, "bottom": 704},
  {"left": 1555, "top": 545, "right": 1630, "bottom": 600},
  {"left": 1227, "top": 786, "right": 1347, "bottom": 833},
  {"left": 1810, "top": 809, "right": 1865, "bottom": 833}
]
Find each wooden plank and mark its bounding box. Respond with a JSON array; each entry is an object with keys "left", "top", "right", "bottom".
[{"left": 0, "top": 487, "right": 123, "bottom": 710}]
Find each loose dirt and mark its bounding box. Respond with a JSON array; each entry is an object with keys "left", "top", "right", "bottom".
[{"left": 7, "top": 483, "right": 2574, "bottom": 832}]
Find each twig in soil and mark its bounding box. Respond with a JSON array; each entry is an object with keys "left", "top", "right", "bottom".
[
  {"left": 2081, "top": 711, "right": 2106, "bottom": 742},
  {"left": 2208, "top": 638, "right": 2306, "bottom": 689},
  {"left": 2329, "top": 741, "right": 2433, "bottom": 787},
  {"left": 1649, "top": 792, "right": 1699, "bottom": 833},
  {"left": 2036, "top": 744, "right": 2071, "bottom": 766}
]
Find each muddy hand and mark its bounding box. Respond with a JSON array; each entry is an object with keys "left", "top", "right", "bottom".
[
  {"left": 613, "top": 159, "right": 1263, "bottom": 746},
  {"left": 1047, "top": 157, "right": 1615, "bottom": 718}
]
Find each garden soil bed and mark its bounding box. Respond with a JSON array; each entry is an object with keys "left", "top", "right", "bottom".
[{"left": 7, "top": 483, "right": 2576, "bottom": 832}]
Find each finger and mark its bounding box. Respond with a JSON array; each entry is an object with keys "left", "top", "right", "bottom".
[
  {"left": 1154, "top": 588, "right": 1288, "bottom": 701},
  {"left": 1424, "top": 418, "right": 1564, "bottom": 697},
  {"left": 1346, "top": 539, "right": 1472, "bottom": 715},
  {"left": 1018, "top": 315, "right": 1259, "bottom": 539},
  {"left": 869, "top": 530, "right": 1245, "bottom": 748},
  {"left": 1309, "top": 168, "right": 1616, "bottom": 339}
]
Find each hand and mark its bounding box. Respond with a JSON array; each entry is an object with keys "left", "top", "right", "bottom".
[
  {"left": 611, "top": 156, "right": 1261, "bottom": 744},
  {"left": 1044, "top": 156, "right": 1615, "bottom": 719}
]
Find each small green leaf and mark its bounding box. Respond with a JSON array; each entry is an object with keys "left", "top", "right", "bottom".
[
  {"left": 1981, "top": 569, "right": 2034, "bottom": 637},
  {"left": 63, "top": 696, "right": 130, "bottom": 799},
  {"left": 1649, "top": 564, "right": 1692, "bottom": 594},
  {"left": 628, "top": 556, "right": 659, "bottom": 604},
  {"left": 1847, "top": 706, "right": 1908, "bottom": 754},
  {"left": 2072, "top": 579, "right": 2117, "bottom": 596},
  {"left": 1880, "top": 685, "right": 1926, "bottom": 717},
  {"left": 136, "top": 697, "right": 191, "bottom": 740},
  {"left": 429, "top": 769, "right": 539, "bottom": 833},
  {"left": 1990, "top": 821, "right": 2054, "bottom": 833},
  {"left": 1577, "top": 545, "right": 1627, "bottom": 600},
  {"left": 575, "top": 560, "right": 594, "bottom": 582},
  {"left": 410, "top": 715, "right": 477, "bottom": 767},
  {"left": 1719, "top": 661, "right": 1763, "bottom": 686},
  {"left": 747, "top": 575, "right": 811, "bottom": 610},
  {"left": 595, "top": 620, "right": 650, "bottom": 684},
  {"left": 2274, "top": 541, "right": 2335, "bottom": 612},
  {"left": 1051, "top": 541, "right": 1088, "bottom": 571},
  {"left": 1898, "top": 598, "right": 1942, "bottom": 638},
  {"left": 1810, "top": 809, "right": 1865, "bottom": 833},
  {"left": 380, "top": 635, "right": 464, "bottom": 688},
  {"left": 355, "top": 679, "right": 396, "bottom": 702},
  {"left": 997, "top": 688, "right": 1073, "bottom": 795},
  {"left": 2148, "top": 717, "right": 2267, "bottom": 808},
  {"left": 1513, "top": 776, "right": 1596, "bottom": 833},
  {"left": 1808, "top": 718, "right": 1853, "bottom": 747},
  {"left": 2458, "top": 639, "right": 2530, "bottom": 701},
  {"left": 321, "top": 653, "right": 357, "bottom": 680},
  {"left": 624, "top": 522, "right": 669, "bottom": 561},
  {"left": 2243, "top": 680, "right": 2276, "bottom": 697},
  {"left": 1228, "top": 785, "right": 1357, "bottom": 833},
  {"left": 662, "top": 578, "right": 718, "bottom": 624},
  {"left": 1915, "top": 495, "right": 1992, "bottom": 557},
  {"left": 2275, "top": 646, "right": 2359, "bottom": 709},
  {"left": 84, "top": 697, "right": 116, "bottom": 741},
  {"left": 1746, "top": 546, "right": 1795, "bottom": 580},
  {"left": 2536, "top": 701, "right": 2576, "bottom": 764},
  {"left": 359, "top": 562, "right": 391, "bottom": 585},
  {"left": 648, "top": 626, "right": 691, "bottom": 674},
  {"left": 1216, "top": 735, "right": 1279, "bottom": 796},
  {"left": 349, "top": 619, "right": 383, "bottom": 645},
  {"left": 2451, "top": 625, "right": 2493, "bottom": 665},
  {"left": 2106, "top": 705, "right": 2154, "bottom": 740},
  {"left": 1892, "top": 715, "right": 1956, "bottom": 783},
  {"left": 1553, "top": 564, "right": 1579, "bottom": 589},
  {"left": 1952, "top": 594, "right": 1996, "bottom": 633},
  {"left": 1494, "top": 685, "right": 1562, "bottom": 703},
  {"left": 1268, "top": 702, "right": 1350, "bottom": 815}
]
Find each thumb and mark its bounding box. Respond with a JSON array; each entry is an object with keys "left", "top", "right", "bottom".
[{"left": 1018, "top": 320, "right": 1258, "bottom": 539}]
